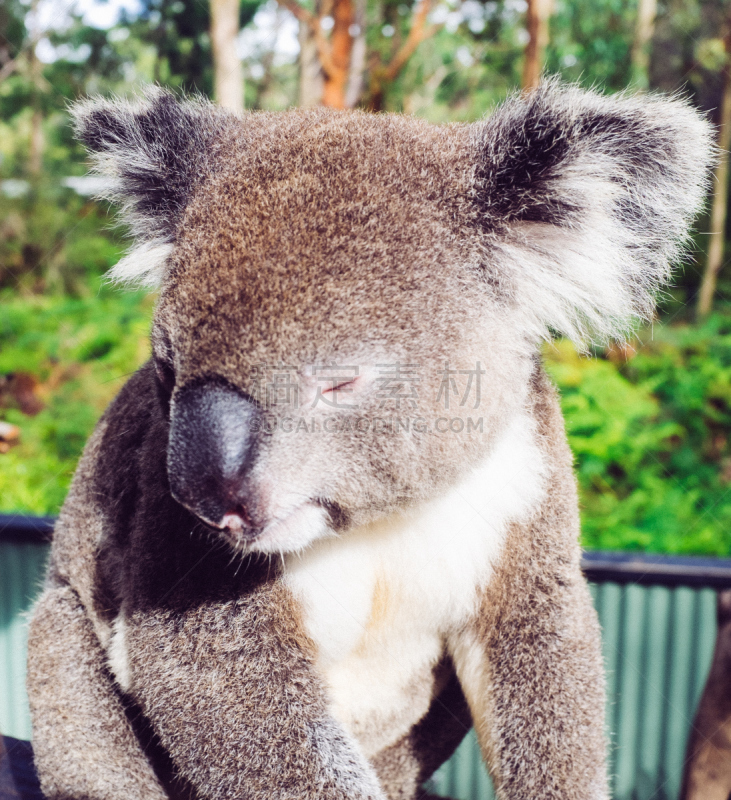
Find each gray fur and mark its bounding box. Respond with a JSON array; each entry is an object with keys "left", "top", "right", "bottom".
[
  {"left": 472, "top": 79, "right": 713, "bottom": 344},
  {"left": 28, "top": 82, "right": 712, "bottom": 800}
]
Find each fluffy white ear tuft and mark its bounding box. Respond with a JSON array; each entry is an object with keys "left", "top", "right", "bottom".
[
  {"left": 473, "top": 80, "right": 715, "bottom": 345},
  {"left": 106, "top": 240, "right": 175, "bottom": 289},
  {"left": 71, "top": 87, "right": 236, "bottom": 288}
]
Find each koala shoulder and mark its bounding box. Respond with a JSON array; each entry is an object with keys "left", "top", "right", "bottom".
[{"left": 48, "top": 362, "right": 166, "bottom": 617}]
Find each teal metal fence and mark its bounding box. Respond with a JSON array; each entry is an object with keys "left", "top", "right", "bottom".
[
  {"left": 0, "top": 516, "right": 725, "bottom": 799},
  {"left": 433, "top": 583, "right": 717, "bottom": 800},
  {"left": 0, "top": 538, "right": 48, "bottom": 742}
]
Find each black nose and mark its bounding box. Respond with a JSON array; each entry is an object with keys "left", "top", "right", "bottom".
[{"left": 167, "top": 378, "right": 261, "bottom": 528}]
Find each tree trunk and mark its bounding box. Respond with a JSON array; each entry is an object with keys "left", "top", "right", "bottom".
[
  {"left": 286, "top": 0, "right": 436, "bottom": 110},
  {"left": 211, "top": 0, "right": 244, "bottom": 113},
  {"left": 321, "top": 0, "right": 354, "bottom": 108},
  {"left": 28, "top": 0, "right": 43, "bottom": 177},
  {"left": 522, "top": 0, "right": 551, "bottom": 90},
  {"left": 630, "top": 0, "right": 657, "bottom": 88},
  {"left": 697, "top": 27, "right": 731, "bottom": 318},
  {"left": 29, "top": 109, "right": 43, "bottom": 177},
  {"left": 344, "top": 0, "right": 366, "bottom": 108},
  {"left": 298, "top": 7, "right": 324, "bottom": 106},
  {"left": 680, "top": 590, "right": 731, "bottom": 800}
]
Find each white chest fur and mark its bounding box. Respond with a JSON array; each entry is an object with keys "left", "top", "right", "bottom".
[{"left": 283, "top": 412, "right": 547, "bottom": 757}]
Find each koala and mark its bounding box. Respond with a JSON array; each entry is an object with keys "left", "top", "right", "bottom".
[{"left": 26, "top": 81, "right": 711, "bottom": 800}]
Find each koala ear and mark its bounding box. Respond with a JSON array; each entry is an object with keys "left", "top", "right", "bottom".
[
  {"left": 71, "top": 87, "right": 235, "bottom": 287},
  {"left": 472, "top": 80, "right": 715, "bottom": 345}
]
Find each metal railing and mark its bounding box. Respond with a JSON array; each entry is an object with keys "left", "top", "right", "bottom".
[{"left": 0, "top": 515, "right": 54, "bottom": 544}]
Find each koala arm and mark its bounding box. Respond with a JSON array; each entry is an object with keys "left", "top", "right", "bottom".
[
  {"left": 449, "top": 562, "right": 607, "bottom": 800},
  {"left": 29, "top": 579, "right": 385, "bottom": 800},
  {"left": 116, "top": 582, "right": 387, "bottom": 800},
  {"left": 27, "top": 584, "right": 169, "bottom": 800}
]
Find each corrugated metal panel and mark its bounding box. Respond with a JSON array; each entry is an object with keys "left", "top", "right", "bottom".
[
  {"left": 431, "top": 729, "right": 495, "bottom": 800},
  {"left": 597, "top": 583, "right": 717, "bottom": 800},
  {"left": 0, "top": 542, "right": 720, "bottom": 798},
  {"left": 433, "top": 583, "right": 718, "bottom": 800},
  {"left": 0, "top": 541, "right": 49, "bottom": 740}
]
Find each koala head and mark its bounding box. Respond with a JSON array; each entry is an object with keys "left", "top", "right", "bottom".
[{"left": 73, "top": 83, "right": 711, "bottom": 555}]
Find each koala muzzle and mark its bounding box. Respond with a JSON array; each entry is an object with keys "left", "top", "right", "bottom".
[{"left": 167, "top": 379, "right": 262, "bottom": 536}]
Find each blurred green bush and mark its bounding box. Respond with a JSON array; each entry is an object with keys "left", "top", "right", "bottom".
[
  {"left": 545, "top": 319, "right": 731, "bottom": 555},
  {"left": 0, "top": 279, "right": 154, "bottom": 514}
]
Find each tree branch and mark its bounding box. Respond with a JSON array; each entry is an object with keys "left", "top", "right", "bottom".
[
  {"left": 383, "top": 0, "right": 441, "bottom": 82},
  {"left": 0, "top": 58, "right": 18, "bottom": 84},
  {"left": 277, "top": 0, "right": 337, "bottom": 77},
  {"left": 277, "top": 0, "right": 315, "bottom": 27}
]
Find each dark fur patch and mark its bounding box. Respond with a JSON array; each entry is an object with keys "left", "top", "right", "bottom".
[
  {"left": 318, "top": 499, "right": 351, "bottom": 532},
  {"left": 73, "top": 90, "right": 236, "bottom": 243},
  {"left": 473, "top": 86, "right": 580, "bottom": 231},
  {"left": 473, "top": 81, "right": 704, "bottom": 237}
]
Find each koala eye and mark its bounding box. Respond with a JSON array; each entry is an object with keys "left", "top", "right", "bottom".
[{"left": 323, "top": 379, "right": 358, "bottom": 394}]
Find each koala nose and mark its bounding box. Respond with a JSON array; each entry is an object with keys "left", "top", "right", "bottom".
[{"left": 167, "top": 379, "right": 261, "bottom": 532}]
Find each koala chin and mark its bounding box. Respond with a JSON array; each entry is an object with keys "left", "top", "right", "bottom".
[{"left": 27, "top": 81, "right": 711, "bottom": 800}]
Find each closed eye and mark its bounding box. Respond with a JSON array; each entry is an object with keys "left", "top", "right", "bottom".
[{"left": 323, "top": 379, "right": 358, "bottom": 394}]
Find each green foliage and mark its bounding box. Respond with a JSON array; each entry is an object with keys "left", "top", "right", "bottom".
[
  {"left": 373, "top": 0, "right": 525, "bottom": 119},
  {"left": 377, "top": 0, "right": 692, "bottom": 118},
  {"left": 545, "top": 318, "right": 731, "bottom": 555},
  {"left": 0, "top": 183, "right": 122, "bottom": 294},
  {"left": 124, "top": 0, "right": 214, "bottom": 95},
  {"left": 545, "top": 0, "right": 634, "bottom": 90},
  {"left": 0, "top": 281, "right": 154, "bottom": 515},
  {"left": 122, "top": 0, "right": 265, "bottom": 96}
]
